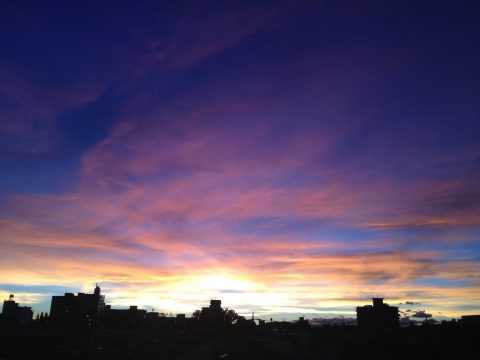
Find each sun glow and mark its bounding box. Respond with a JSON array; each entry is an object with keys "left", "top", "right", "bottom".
[{"left": 198, "top": 275, "right": 255, "bottom": 292}]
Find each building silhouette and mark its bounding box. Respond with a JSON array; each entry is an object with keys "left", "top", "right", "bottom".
[
  {"left": 199, "top": 299, "right": 224, "bottom": 325},
  {"left": 102, "top": 305, "right": 146, "bottom": 330},
  {"left": 50, "top": 284, "right": 105, "bottom": 328},
  {"left": 356, "top": 298, "right": 399, "bottom": 329},
  {"left": 460, "top": 315, "right": 480, "bottom": 326},
  {"left": 0, "top": 294, "right": 33, "bottom": 328}
]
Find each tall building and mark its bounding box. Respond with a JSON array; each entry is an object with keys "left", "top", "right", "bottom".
[
  {"left": 0, "top": 294, "right": 33, "bottom": 328},
  {"left": 50, "top": 284, "right": 105, "bottom": 328},
  {"left": 356, "top": 298, "right": 399, "bottom": 329},
  {"left": 199, "top": 299, "right": 224, "bottom": 325}
]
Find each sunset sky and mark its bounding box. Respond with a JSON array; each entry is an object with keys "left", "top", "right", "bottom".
[{"left": 1, "top": 1, "right": 479, "bottom": 320}]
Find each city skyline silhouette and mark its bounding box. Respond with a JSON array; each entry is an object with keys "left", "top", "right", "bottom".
[
  {"left": 2, "top": 283, "right": 479, "bottom": 359},
  {"left": 0, "top": 283, "right": 464, "bottom": 326}
]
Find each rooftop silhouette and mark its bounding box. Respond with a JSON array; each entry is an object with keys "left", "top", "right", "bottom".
[{"left": 356, "top": 297, "right": 400, "bottom": 329}]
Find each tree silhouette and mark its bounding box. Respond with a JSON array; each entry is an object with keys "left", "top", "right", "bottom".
[{"left": 224, "top": 309, "right": 239, "bottom": 325}]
